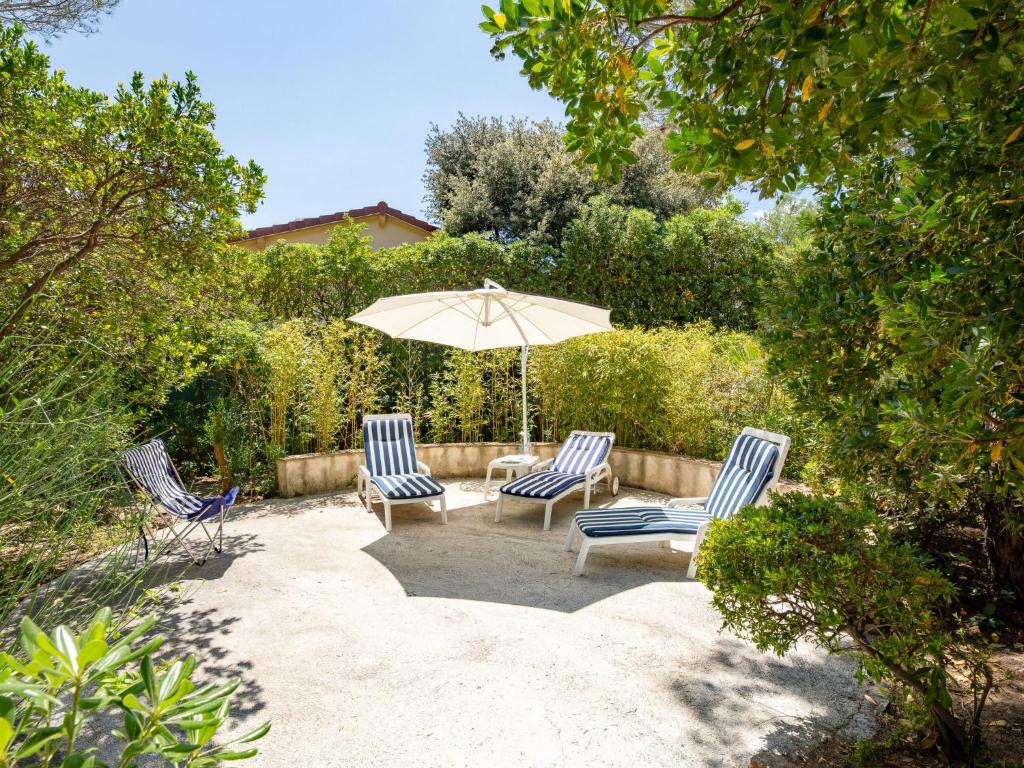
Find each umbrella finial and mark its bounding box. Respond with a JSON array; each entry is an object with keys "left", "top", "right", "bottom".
[{"left": 483, "top": 278, "right": 505, "bottom": 291}]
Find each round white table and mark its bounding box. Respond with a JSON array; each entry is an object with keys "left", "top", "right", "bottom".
[{"left": 483, "top": 454, "right": 539, "bottom": 498}]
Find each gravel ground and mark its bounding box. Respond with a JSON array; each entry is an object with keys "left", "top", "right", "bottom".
[{"left": 91, "top": 480, "right": 878, "bottom": 767}]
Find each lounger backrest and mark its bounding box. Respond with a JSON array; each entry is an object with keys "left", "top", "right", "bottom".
[
  {"left": 705, "top": 429, "right": 787, "bottom": 519},
  {"left": 363, "top": 414, "right": 419, "bottom": 477},
  {"left": 551, "top": 431, "right": 614, "bottom": 475},
  {"left": 119, "top": 439, "right": 202, "bottom": 519}
]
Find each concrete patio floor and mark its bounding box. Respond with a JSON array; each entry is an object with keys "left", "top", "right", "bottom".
[{"left": 124, "top": 480, "right": 876, "bottom": 767}]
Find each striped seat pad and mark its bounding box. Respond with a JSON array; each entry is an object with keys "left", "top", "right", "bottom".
[
  {"left": 552, "top": 433, "right": 612, "bottom": 474},
  {"left": 705, "top": 434, "right": 779, "bottom": 519},
  {"left": 500, "top": 471, "right": 586, "bottom": 500},
  {"left": 120, "top": 439, "right": 223, "bottom": 521},
  {"left": 370, "top": 473, "right": 445, "bottom": 500},
  {"left": 575, "top": 506, "right": 712, "bottom": 538},
  {"left": 363, "top": 416, "right": 419, "bottom": 477}
]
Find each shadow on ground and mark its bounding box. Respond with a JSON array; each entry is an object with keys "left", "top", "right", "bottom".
[
  {"left": 669, "top": 635, "right": 879, "bottom": 766},
  {"left": 359, "top": 481, "right": 697, "bottom": 613}
]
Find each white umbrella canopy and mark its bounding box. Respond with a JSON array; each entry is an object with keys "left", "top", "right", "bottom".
[
  {"left": 349, "top": 280, "right": 612, "bottom": 453},
  {"left": 348, "top": 280, "right": 611, "bottom": 351}
]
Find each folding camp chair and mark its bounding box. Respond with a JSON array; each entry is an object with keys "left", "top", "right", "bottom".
[{"left": 119, "top": 438, "right": 238, "bottom": 566}]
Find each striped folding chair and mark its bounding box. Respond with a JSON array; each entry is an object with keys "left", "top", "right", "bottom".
[
  {"left": 564, "top": 427, "right": 790, "bottom": 577},
  {"left": 118, "top": 439, "right": 238, "bottom": 566},
  {"left": 356, "top": 413, "right": 447, "bottom": 532},
  {"left": 495, "top": 430, "right": 619, "bottom": 531}
]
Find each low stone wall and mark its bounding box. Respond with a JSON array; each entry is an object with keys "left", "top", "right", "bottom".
[{"left": 276, "top": 441, "right": 804, "bottom": 499}]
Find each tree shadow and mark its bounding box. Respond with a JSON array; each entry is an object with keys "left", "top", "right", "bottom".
[
  {"left": 76, "top": 589, "right": 270, "bottom": 766},
  {"left": 668, "top": 635, "right": 879, "bottom": 766},
  {"left": 360, "top": 482, "right": 699, "bottom": 613}
]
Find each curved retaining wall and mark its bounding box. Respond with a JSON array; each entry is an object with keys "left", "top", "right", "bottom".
[{"left": 276, "top": 442, "right": 804, "bottom": 499}]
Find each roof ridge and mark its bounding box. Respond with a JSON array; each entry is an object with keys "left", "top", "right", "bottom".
[{"left": 238, "top": 201, "right": 437, "bottom": 241}]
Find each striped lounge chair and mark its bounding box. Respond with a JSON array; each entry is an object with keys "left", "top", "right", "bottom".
[
  {"left": 357, "top": 413, "right": 447, "bottom": 532},
  {"left": 119, "top": 438, "right": 239, "bottom": 566},
  {"left": 564, "top": 427, "right": 790, "bottom": 577},
  {"left": 495, "top": 430, "right": 618, "bottom": 531}
]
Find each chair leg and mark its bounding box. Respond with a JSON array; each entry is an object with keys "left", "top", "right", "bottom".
[
  {"left": 543, "top": 501, "right": 554, "bottom": 531},
  {"left": 687, "top": 527, "right": 709, "bottom": 579},
  {"left": 438, "top": 494, "right": 448, "bottom": 525},
  {"left": 494, "top": 493, "right": 503, "bottom": 523},
  {"left": 383, "top": 500, "right": 393, "bottom": 532},
  {"left": 583, "top": 482, "right": 592, "bottom": 510},
  {"left": 573, "top": 540, "right": 591, "bottom": 576},
  {"left": 564, "top": 521, "right": 578, "bottom": 552},
  {"left": 365, "top": 484, "right": 373, "bottom": 513}
]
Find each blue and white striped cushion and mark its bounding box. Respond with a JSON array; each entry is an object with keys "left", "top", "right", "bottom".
[
  {"left": 370, "top": 473, "right": 445, "bottom": 500},
  {"left": 363, "top": 416, "right": 419, "bottom": 477},
  {"left": 551, "top": 433, "right": 612, "bottom": 475},
  {"left": 501, "top": 471, "right": 586, "bottom": 500},
  {"left": 574, "top": 506, "right": 712, "bottom": 537},
  {"left": 119, "top": 439, "right": 209, "bottom": 520},
  {"left": 705, "top": 434, "right": 779, "bottom": 519}
]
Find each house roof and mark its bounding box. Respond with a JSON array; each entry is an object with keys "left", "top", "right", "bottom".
[{"left": 239, "top": 201, "right": 437, "bottom": 240}]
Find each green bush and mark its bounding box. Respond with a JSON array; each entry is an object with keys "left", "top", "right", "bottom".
[
  {"left": 530, "top": 325, "right": 814, "bottom": 474},
  {"left": 0, "top": 335, "right": 140, "bottom": 632},
  {"left": 698, "top": 492, "right": 993, "bottom": 762},
  {"left": 558, "top": 198, "right": 776, "bottom": 330},
  {"left": 0, "top": 607, "right": 269, "bottom": 766}
]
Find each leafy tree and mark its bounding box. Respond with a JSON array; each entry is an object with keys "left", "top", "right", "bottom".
[
  {"left": 558, "top": 197, "right": 775, "bottom": 329},
  {"left": 0, "top": 0, "right": 118, "bottom": 35},
  {"left": 481, "top": 1, "right": 1024, "bottom": 605},
  {"left": 481, "top": 0, "right": 1021, "bottom": 190},
  {"left": 251, "top": 221, "right": 377, "bottom": 322},
  {"left": 423, "top": 113, "right": 714, "bottom": 242},
  {"left": 0, "top": 25, "right": 264, "bottom": 340}
]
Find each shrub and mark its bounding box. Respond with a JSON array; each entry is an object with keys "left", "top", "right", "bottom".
[
  {"left": 427, "top": 348, "right": 520, "bottom": 444},
  {"left": 698, "top": 492, "right": 993, "bottom": 762},
  {"left": 0, "top": 607, "right": 269, "bottom": 766},
  {"left": 0, "top": 335, "right": 139, "bottom": 632},
  {"left": 529, "top": 325, "right": 815, "bottom": 476}
]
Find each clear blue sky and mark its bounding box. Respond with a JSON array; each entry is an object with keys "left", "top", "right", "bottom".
[{"left": 35, "top": 0, "right": 769, "bottom": 228}]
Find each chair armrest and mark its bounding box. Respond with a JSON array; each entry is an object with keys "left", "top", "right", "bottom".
[
  {"left": 666, "top": 496, "right": 708, "bottom": 508},
  {"left": 585, "top": 462, "right": 610, "bottom": 483},
  {"left": 531, "top": 458, "right": 554, "bottom": 472},
  {"left": 358, "top": 465, "right": 371, "bottom": 479},
  {"left": 417, "top": 460, "right": 431, "bottom": 476}
]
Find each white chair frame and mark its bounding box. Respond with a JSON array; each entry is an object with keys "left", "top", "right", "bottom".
[
  {"left": 494, "top": 430, "right": 619, "bottom": 531},
  {"left": 356, "top": 414, "right": 447, "bottom": 533},
  {"left": 564, "top": 427, "right": 791, "bottom": 578}
]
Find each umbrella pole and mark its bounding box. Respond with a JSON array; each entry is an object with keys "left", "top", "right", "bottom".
[{"left": 520, "top": 344, "right": 530, "bottom": 456}]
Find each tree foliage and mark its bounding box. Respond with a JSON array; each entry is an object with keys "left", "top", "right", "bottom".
[
  {"left": 0, "top": 0, "right": 118, "bottom": 35},
  {"left": 422, "top": 113, "right": 714, "bottom": 242},
  {"left": 480, "top": 0, "right": 1024, "bottom": 607},
  {"left": 560, "top": 197, "right": 775, "bottom": 329},
  {"left": 0, "top": 25, "right": 264, "bottom": 341},
  {"left": 482, "top": 0, "right": 1022, "bottom": 191}
]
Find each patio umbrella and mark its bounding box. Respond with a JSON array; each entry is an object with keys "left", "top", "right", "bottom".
[{"left": 348, "top": 280, "right": 612, "bottom": 455}]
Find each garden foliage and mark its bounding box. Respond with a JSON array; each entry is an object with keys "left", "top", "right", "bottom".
[
  {"left": 422, "top": 113, "right": 715, "bottom": 243},
  {"left": 0, "top": 607, "right": 270, "bottom": 766},
  {"left": 700, "top": 493, "right": 995, "bottom": 762}
]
